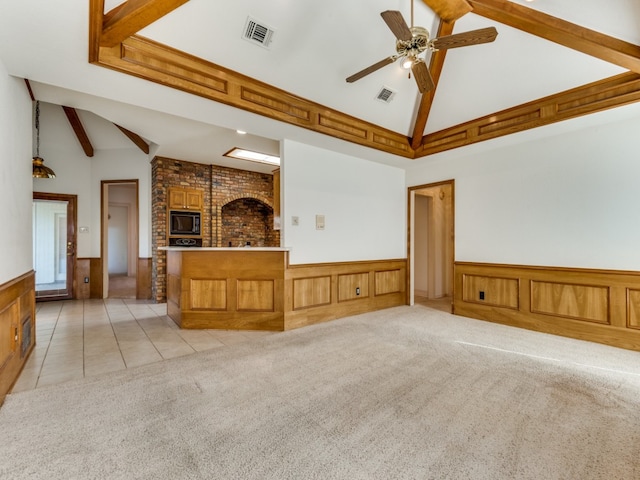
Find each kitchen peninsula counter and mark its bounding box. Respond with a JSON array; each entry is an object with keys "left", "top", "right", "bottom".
[
  {"left": 161, "top": 247, "right": 289, "bottom": 330},
  {"left": 161, "top": 247, "right": 408, "bottom": 332}
]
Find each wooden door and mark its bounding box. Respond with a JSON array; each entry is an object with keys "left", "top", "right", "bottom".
[{"left": 33, "top": 192, "right": 77, "bottom": 301}]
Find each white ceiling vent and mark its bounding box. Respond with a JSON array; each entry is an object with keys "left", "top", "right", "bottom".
[
  {"left": 242, "top": 17, "right": 275, "bottom": 48},
  {"left": 375, "top": 86, "right": 397, "bottom": 104}
]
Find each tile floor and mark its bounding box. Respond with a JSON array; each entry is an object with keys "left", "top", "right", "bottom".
[
  {"left": 415, "top": 295, "right": 452, "bottom": 313},
  {"left": 11, "top": 299, "right": 277, "bottom": 394}
]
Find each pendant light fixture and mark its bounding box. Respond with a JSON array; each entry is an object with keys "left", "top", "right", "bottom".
[{"left": 32, "top": 100, "right": 56, "bottom": 179}]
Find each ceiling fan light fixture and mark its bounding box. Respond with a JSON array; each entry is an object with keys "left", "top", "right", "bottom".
[{"left": 402, "top": 56, "right": 416, "bottom": 69}]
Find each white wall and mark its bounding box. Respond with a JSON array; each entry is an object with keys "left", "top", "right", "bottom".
[
  {"left": 32, "top": 102, "right": 152, "bottom": 259},
  {"left": 0, "top": 65, "right": 32, "bottom": 284},
  {"left": 282, "top": 139, "right": 406, "bottom": 264},
  {"left": 406, "top": 113, "right": 640, "bottom": 271}
]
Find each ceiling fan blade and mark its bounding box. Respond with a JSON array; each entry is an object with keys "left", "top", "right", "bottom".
[
  {"left": 411, "top": 60, "right": 435, "bottom": 94},
  {"left": 431, "top": 27, "right": 498, "bottom": 50},
  {"left": 422, "top": 0, "right": 472, "bottom": 23},
  {"left": 380, "top": 10, "right": 413, "bottom": 42},
  {"left": 346, "top": 56, "right": 397, "bottom": 83}
]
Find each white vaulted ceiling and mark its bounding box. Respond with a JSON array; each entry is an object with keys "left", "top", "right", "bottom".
[{"left": 0, "top": 0, "right": 639, "bottom": 170}]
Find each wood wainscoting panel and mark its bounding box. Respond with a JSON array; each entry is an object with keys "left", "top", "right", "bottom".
[
  {"left": 167, "top": 274, "right": 181, "bottom": 307},
  {"left": 293, "top": 276, "right": 331, "bottom": 310},
  {"left": 338, "top": 273, "right": 370, "bottom": 302},
  {"left": 454, "top": 262, "right": 640, "bottom": 352},
  {"left": 627, "top": 289, "right": 640, "bottom": 329},
  {"left": 89, "top": 258, "right": 103, "bottom": 299},
  {"left": 0, "top": 271, "right": 36, "bottom": 405},
  {"left": 0, "top": 303, "right": 17, "bottom": 371},
  {"left": 285, "top": 259, "right": 407, "bottom": 330},
  {"left": 462, "top": 274, "right": 519, "bottom": 309},
  {"left": 237, "top": 280, "right": 275, "bottom": 312},
  {"left": 75, "top": 258, "right": 91, "bottom": 299},
  {"left": 531, "top": 281, "right": 610, "bottom": 324},
  {"left": 136, "top": 257, "right": 152, "bottom": 300},
  {"left": 375, "top": 269, "right": 402, "bottom": 296},
  {"left": 190, "top": 279, "right": 227, "bottom": 310}
]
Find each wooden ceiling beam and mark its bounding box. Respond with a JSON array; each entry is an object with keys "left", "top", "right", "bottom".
[
  {"left": 468, "top": 0, "right": 640, "bottom": 74},
  {"left": 115, "top": 123, "right": 150, "bottom": 154},
  {"left": 24, "top": 79, "right": 35, "bottom": 101},
  {"left": 410, "top": 20, "right": 455, "bottom": 150},
  {"left": 101, "top": 0, "right": 190, "bottom": 48},
  {"left": 62, "top": 106, "right": 94, "bottom": 157},
  {"left": 415, "top": 72, "right": 640, "bottom": 157},
  {"left": 89, "top": 0, "right": 106, "bottom": 62}
]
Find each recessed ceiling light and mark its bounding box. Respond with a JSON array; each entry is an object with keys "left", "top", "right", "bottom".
[
  {"left": 224, "top": 147, "right": 280, "bottom": 166},
  {"left": 236, "top": 130, "right": 247, "bottom": 134}
]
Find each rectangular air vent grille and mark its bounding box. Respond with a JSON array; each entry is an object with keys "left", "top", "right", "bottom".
[
  {"left": 243, "top": 17, "right": 275, "bottom": 48},
  {"left": 376, "top": 86, "right": 396, "bottom": 103}
]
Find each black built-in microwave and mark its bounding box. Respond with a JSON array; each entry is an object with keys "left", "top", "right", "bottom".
[{"left": 169, "top": 210, "right": 201, "bottom": 236}]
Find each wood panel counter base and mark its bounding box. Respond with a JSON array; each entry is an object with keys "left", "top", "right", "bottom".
[
  {"left": 164, "top": 248, "right": 407, "bottom": 331},
  {"left": 166, "top": 249, "right": 286, "bottom": 330}
]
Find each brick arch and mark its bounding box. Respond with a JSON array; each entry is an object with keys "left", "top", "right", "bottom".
[
  {"left": 220, "top": 193, "right": 273, "bottom": 210},
  {"left": 214, "top": 194, "right": 276, "bottom": 247}
]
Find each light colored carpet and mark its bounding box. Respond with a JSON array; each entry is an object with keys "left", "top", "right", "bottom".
[{"left": 2, "top": 305, "right": 640, "bottom": 479}]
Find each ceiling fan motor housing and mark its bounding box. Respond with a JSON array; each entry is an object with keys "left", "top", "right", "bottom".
[{"left": 396, "top": 26, "right": 431, "bottom": 59}]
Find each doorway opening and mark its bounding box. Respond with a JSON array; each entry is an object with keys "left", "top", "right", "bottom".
[
  {"left": 101, "top": 180, "right": 139, "bottom": 299},
  {"left": 33, "top": 192, "right": 77, "bottom": 301},
  {"left": 408, "top": 180, "right": 454, "bottom": 313}
]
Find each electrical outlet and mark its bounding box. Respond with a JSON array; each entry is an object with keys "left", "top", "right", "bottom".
[
  {"left": 479, "top": 291, "right": 485, "bottom": 300},
  {"left": 356, "top": 287, "right": 360, "bottom": 296},
  {"left": 84, "top": 277, "right": 89, "bottom": 284}
]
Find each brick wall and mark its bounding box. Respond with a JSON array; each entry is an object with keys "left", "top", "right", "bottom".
[
  {"left": 221, "top": 198, "right": 279, "bottom": 247},
  {"left": 152, "top": 157, "right": 279, "bottom": 302}
]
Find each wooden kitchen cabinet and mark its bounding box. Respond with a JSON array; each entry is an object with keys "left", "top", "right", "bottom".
[{"left": 168, "top": 187, "right": 203, "bottom": 210}]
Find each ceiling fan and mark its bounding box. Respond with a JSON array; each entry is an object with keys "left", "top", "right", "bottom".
[{"left": 345, "top": 9, "right": 497, "bottom": 94}]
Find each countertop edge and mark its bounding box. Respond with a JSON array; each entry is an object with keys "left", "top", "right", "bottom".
[{"left": 159, "top": 246, "right": 291, "bottom": 252}]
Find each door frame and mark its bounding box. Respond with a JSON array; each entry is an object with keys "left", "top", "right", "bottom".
[
  {"left": 33, "top": 192, "right": 77, "bottom": 301},
  {"left": 101, "top": 180, "right": 139, "bottom": 298},
  {"left": 407, "top": 180, "right": 455, "bottom": 310}
]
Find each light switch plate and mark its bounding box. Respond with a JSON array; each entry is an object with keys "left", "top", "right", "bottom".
[
  {"left": 291, "top": 216, "right": 299, "bottom": 226},
  {"left": 316, "top": 215, "right": 325, "bottom": 230}
]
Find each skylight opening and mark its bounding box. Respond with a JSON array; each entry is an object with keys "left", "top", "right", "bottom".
[{"left": 224, "top": 147, "right": 280, "bottom": 166}]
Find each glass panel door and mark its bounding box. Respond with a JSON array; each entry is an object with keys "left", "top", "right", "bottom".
[{"left": 33, "top": 196, "right": 75, "bottom": 300}]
